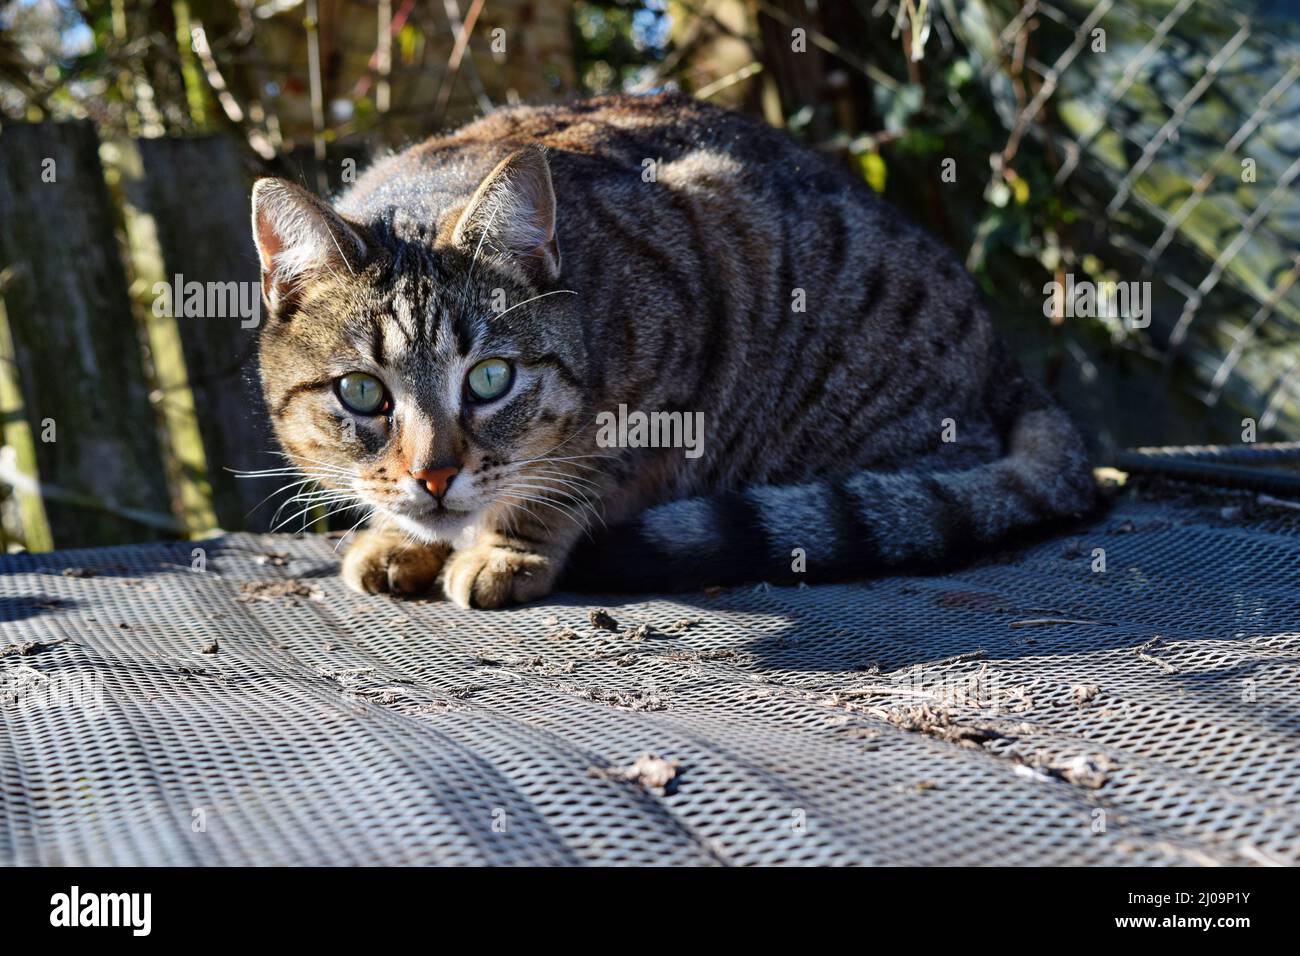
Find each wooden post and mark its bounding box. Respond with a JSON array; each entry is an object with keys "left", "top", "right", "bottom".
[
  {"left": 279, "top": 140, "right": 372, "bottom": 198},
  {"left": 125, "top": 135, "right": 283, "bottom": 532},
  {"left": 0, "top": 121, "right": 174, "bottom": 547}
]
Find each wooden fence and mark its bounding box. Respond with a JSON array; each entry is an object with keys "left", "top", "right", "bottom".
[{"left": 0, "top": 121, "right": 363, "bottom": 550}]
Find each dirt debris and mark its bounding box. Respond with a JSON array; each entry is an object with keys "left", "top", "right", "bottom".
[
  {"left": 588, "top": 608, "right": 620, "bottom": 631},
  {"left": 61, "top": 567, "right": 96, "bottom": 578},
  {"left": 237, "top": 579, "right": 323, "bottom": 603},
  {"left": 474, "top": 651, "right": 573, "bottom": 675},
  {"left": 1017, "top": 752, "right": 1112, "bottom": 789},
  {"left": 866, "top": 703, "right": 1005, "bottom": 748},
  {"left": 199, "top": 640, "right": 219, "bottom": 655},
  {"left": 350, "top": 687, "right": 404, "bottom": 705},
  {"left": 591, "top": 753, "right": 682, "bottom": 793},
  {"left": 1012, "top": 763, "right": 1055, "bottom": 784},
  {"left": 561, "top": 682, "right": 669, "bottom": 712},
  {"left": 865, "top": 697, "right": 1113, "bottom": 790},
  {"left": 928, "top": 649, "right": 987, "bottom": 666},
  {"left": 839, "top": 725, "right": 882, "bottom": 742},
  {"left": 315, "top": 665, "right": 373, "bottom": 681},
  {"left": 830, "top": 662, "right": 1037, "bottom": 715},
  {"left": 413, "top": 700, "right": 460, "bottom": 715},
  {"left": 1134, "top": 636, "right": 1179, "bottom": 674},
  {"left": 1053, "top": 754, "right": 1112, "bottom": 789},
  {"left": 663, "top": 648, "right": 742, "bottom": 663},
  {"left": 1073, "top": 684, "right": 1100, "bottom": 706},
  {"left": 0, "top": 638, "right": 68, "bottom": 658},
  {"left": 0, "top": 664, "right": 48, "bottom": 704}
]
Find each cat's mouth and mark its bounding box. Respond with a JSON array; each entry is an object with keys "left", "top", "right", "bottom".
[{"left": 389, "top": 502, "right": 481, "bottom": 544}]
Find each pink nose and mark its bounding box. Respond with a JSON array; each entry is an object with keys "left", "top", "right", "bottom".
[{"left": 411, "top": 466, "right": 458, "bottom": 497}]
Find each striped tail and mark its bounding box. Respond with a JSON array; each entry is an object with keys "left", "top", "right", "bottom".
[{"left": 561, "top": 398, "right": 1097, "bottom": 592}]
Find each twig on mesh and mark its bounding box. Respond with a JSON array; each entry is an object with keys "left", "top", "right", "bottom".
[
  {"left": 1009, "top": 618, "right": 1112, "bottom": 628},
  {"left": 1257, "top": 494, "right": 1300, "bottom": 512},
  {"left": 0, "top": 638, "right": 69, "bottom": 658},
  {"left": 1133, "top": 637, "right": 1178, "bottom": 674}
]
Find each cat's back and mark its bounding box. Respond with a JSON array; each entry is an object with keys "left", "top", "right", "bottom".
[
  {"left": 328, "top": 94, "right": 1016, "bottom": 496},
  {"left": 338, "top": 93, "right": 866, "bottom": 224}
]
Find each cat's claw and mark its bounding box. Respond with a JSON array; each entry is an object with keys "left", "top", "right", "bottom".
[
  {"left": 342, "top": 529, "right": 450, "bottom": 597},
  {"left": 441, "top": 543, "right": 556, "bottom": 609}
]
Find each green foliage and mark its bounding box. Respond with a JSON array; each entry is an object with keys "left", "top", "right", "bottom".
[{"left": 572, "top": 1, "right": 670, "bottom": 95}]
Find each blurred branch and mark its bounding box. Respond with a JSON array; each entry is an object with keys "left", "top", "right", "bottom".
[
  {"left": 432, "top": 0, "right": 488, "bottom": 126},
  {"left": 376, "top": 0, "right": 392, "bottom": 112},
  {"left": 695, "top": 61, "right": 763, "bottom": 99},
  {"left": 304, "top": 0, "right": 327, "bottom": 192},
  {"left": 752, "top": 0, "right": 902, "bottom": 92}
]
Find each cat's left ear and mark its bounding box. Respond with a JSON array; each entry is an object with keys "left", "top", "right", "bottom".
[
  {"left": 451, "top": 146, "right": 561, "bottom": 282},
  {"left": 250, "top": 177, "right": 369, "bottom": 315}
]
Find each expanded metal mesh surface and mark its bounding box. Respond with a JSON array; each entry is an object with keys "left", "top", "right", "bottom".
[{"left": 1, "top": 493, "right": 1297, "bottom": 866}]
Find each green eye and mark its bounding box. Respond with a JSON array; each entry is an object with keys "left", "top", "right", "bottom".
[
  {"left": 337, "top": 373, "right": 387, "bottom": 415},
  {"left": 466, "top": 358, "right": 513, "bottom": 402}
]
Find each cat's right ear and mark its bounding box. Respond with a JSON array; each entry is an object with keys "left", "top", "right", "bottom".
[{"left": 250, "top": 178, "right": 368, "bottom": 316}]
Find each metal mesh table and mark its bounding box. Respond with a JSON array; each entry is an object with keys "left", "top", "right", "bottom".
[{"left": 2, "top": 492, "right": 1297, "bottom": 866}]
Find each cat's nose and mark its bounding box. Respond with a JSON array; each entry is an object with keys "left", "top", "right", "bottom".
[{"left": 411, "top": 465, "right": 459, "bottom": 498}]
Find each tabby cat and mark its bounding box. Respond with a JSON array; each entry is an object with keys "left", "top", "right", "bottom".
[{"left": 250, "top": 93, "right": 1095, "bottom": 609}]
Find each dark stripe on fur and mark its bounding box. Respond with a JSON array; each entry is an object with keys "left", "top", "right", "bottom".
[{"left": 562, "top": 404, "right": 1098, "bottom": 593}]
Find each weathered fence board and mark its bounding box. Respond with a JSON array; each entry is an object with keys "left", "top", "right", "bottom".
[
  {"left": 279, "top": 141, "right": 373, "bottom": 198},
  {"left": 0, "top": 121, "right": 173, "bottom": 546},
  {"left": 127, "top": 135, "right": 281, "bottom": 532}
]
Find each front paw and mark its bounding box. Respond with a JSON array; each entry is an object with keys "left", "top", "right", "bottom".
[
  {"left": 441, "top": 543, "right": 557, "bottom": 609},
  {"left": 342, "top": 528, "right": 450, "bottom": 597}
]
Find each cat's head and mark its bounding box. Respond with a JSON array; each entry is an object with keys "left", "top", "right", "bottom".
[{"left": 250, "top": 147, "right": 588, "bottom": 544}]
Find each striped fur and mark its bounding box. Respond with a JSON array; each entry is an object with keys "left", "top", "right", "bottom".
[{"left": 250, "top": 93, "right": 1095, "bottom": 607}]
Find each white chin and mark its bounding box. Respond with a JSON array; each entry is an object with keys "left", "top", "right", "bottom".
[{"left": 390, "top": 510, "right": 479, "bottom": 546}]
